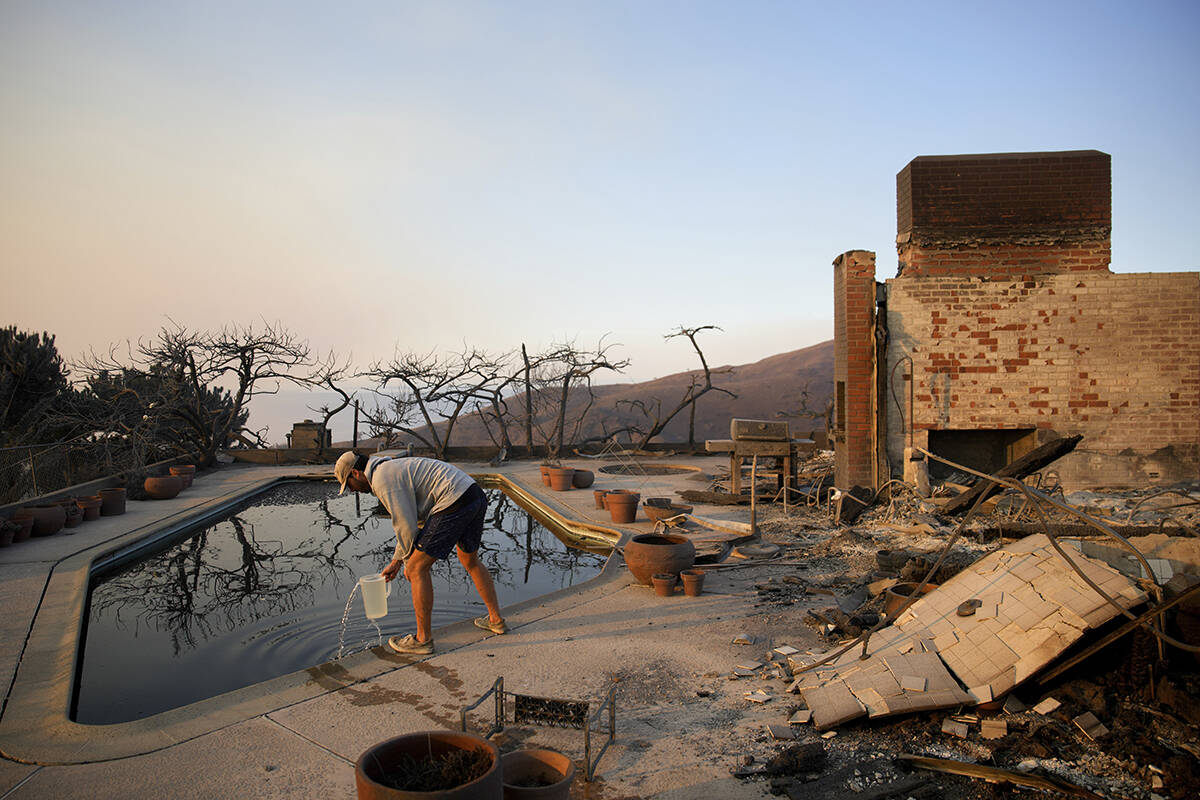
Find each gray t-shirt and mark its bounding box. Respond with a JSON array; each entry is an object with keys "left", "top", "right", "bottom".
[{"left": 364, "top": 456, "right": 476, "bottom": 561}]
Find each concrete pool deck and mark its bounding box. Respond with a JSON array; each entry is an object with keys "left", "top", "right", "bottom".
[{"left": 1, "top": 455, "right": 796, "bottom": 799}]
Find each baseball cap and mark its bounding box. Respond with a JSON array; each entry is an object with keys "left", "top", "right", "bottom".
[{"left": 334, "top": 451, "right": 365, "bottom": 495}]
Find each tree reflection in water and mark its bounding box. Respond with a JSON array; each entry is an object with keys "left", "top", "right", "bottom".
[{"left": 78, "top": 482, "right": 608, "bottom": 724}]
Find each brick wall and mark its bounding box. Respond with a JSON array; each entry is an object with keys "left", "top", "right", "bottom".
[
  {"left": 833, "top": 250, "right": 878, "bottom": 488},
  {"left": 897, "top": 151, "right": 1111, "bottom": 277},
  {"left": 884, "top": 271, "right": 1200, "bottom": 487}
]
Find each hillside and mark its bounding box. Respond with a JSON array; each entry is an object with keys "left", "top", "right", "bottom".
[{"left": 436, "top": 339, "right": 834, "bottom": 448}]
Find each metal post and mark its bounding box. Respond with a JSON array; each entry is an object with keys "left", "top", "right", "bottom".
[
  {"left": 749, "top": 455, "right": 758, "bottom": 536},
  {"left": 29, "top": 448, "right": 39, "bottom": 497}
]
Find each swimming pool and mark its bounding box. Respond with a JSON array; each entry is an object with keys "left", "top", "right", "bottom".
[{"left": 74, "top": 481, "right": 609, "bottom": 724}]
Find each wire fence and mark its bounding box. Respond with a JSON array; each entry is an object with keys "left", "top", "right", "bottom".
[{"left": 0, "top": 439, "right": 152, "bottom": 504}]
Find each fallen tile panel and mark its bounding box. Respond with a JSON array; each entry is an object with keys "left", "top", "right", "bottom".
[{"left": 782, "top": 534, "right": 1147, "bottom": 727}]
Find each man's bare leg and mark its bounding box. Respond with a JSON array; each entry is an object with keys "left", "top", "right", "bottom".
[
  {"left": 404, "top": 550, "right": 437, "bottom": 643},
  {"left": 457, "top": 546, "right": 503, "bottom": 624}
]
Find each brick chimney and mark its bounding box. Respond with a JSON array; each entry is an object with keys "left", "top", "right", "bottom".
[{"left": 896, "top": 150, "right": 1111, "bottom": 277}]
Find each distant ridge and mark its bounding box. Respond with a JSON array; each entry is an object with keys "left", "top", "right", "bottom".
[{"left": 345, "top": 339, "right": 833, "bottom": 449}]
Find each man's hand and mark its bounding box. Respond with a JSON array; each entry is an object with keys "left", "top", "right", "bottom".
[{"left": 381, "top": 558, "right": 404, "bottom": 582}]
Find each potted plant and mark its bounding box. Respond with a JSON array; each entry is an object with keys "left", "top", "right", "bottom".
[
  {"left": 354, "top": 729, "right": 501, "bottom": 799},
  {"left": 501, "top": 747, "right": 575, "bottom": 800}
]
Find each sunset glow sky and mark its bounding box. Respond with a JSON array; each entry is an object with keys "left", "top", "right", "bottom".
[{"left": 3, "top": 1, "right": 1198, "bottom": 439}]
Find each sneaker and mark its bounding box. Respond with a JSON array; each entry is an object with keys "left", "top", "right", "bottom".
[
  {"left": 388, "top": 634, "right": 434, "bottom": 655},
  {"left": 474, "top": 616, "right": 508, "bottom": 635}
]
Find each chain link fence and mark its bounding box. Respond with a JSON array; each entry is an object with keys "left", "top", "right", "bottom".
[{"left": 0, "top": 439, "right": 156, "bottom": 505}]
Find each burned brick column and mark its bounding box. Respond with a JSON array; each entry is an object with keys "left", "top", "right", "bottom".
[{"left": 833, "top": 250, "right": 879, "bottom": 489}]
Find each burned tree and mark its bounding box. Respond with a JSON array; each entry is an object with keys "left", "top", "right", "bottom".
[
  {"left": 616, "top": 325, "right": 736, "bottom": 451},
  {"left": 362, "top": 345, "right": 508, "bottom": 459},
  {"left": 523, "top": 338, "right": 628, "bottom": 461},
  {"left": 71, "top": 321, "right": 323, "bottom": 467}
]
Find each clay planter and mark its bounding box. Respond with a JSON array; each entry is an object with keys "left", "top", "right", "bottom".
[
  {"left": 605, "top": 492, "right": 639, "bottom": 524},
  {"left": 169, "top": 464, "right": 196, "bottom": 489},
  {"left": 20, "top": 505, "right": 66, "bottom": 537},
  {"left": 652, "top": 573, "right": 677, "bottom": 597},
  {"left": 500, "top": 748, "right": 575, "bottom": 800},
  {"left": 592, "top": 489, "right": 607, "bottom": 509},
  {"left": 642, "top": 503, "right": 694, "bottom": 525},
  {"left": 570, "top": 469, "right": 594, "bottom": 489},
  {"left": 63, "top": 504, "right": 83, "bottom": 529},
  {"left": 539, "top": 465, "right": 552, "bottom": 486},
  {"left": 0, "top": 522, "right": 15, "bottom": 548},
  {"left": 680, "top": 568, "right": 705, "bottom": 597},
  {"left": 144, "top": 475, "right": 184, "bottom": 501},
  {"left": 623, "top": 533, "right": 696, "bottom": 585},
  {"left": 99, "top": 487, "right": 127, "bottom": 516},
  {"left": 10, "top": 514, "right": 34, "bottom": 543},
  {"left": 643, "top": 497, "right": 672, "bottom": 509},
  {"left": 546, "top": 467, "right": 575, "bottom": 492},
  {"left": 76, "top": 495, "right": 103, "bottom": 522},
  {"left": 884, "top": 581, "right": 938, "bottom": 619},
  {"left": 355, "top": 730, "right": 501, "bottom": 799}
]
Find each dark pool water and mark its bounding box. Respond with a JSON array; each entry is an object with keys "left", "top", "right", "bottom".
[{"left": 74, "top": 482, "right": 608, "bottom": 724}]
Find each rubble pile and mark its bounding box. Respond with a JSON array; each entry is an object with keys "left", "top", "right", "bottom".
[{"left": 712, "top": 474, "right": 1200, "bottom": 800}]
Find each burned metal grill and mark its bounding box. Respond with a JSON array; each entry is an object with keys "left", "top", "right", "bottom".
[{"left": 460, "top": 677, "right": 616, "bottom": 781}]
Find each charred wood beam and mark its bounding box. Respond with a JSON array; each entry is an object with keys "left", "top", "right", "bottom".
[{"left": 940, "top": 434, "right": 1082, "bottom": 516}]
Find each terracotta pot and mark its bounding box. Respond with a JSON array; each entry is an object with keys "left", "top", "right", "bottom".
[
  {"left": 355, "top": 729, "right": 501, "bottom": 799},
  {"left": 643, "top": 503, "right": 694, "bottom": 525},
  {"left": 500, "top": 748, "right": 575, "bottom": 800},
  {"left": 19, "top": 505, "right": 66, "bottom": 537},
  {"left": 571, "top": 469, "right": 594, "bottom": 489},
  {"left": 652, "top": 573, "right": 677, "bottom": 597},
  {"left": 0, "top": 522, "right": 15, "bottom": 548},
  {"left": 623, "top": 533, "right": 695, "bottom": 585},
  {"left": 592, "top": 489, "right": 607, "bottom": 509},
  {"left": 884, "top": 581, "right": 938, "bottom": 619},
  {"left": 680, "top": 568, "right": 705, "bottom": 597},
  {"left": 11, "top": 514, "right": 34, "bottom": 543},
  {"left": 99, "top": 487, "right": 127, "bottom": 516},
  {"left": 643, "top": 497, "right": 672, "bottom": 508},
  {"left": 606, "top": 493, "right": 639, "bottom": 524},
  {"left": 77, "top": 495, "right": 103, "bottom": 521},
  {"left": 144, "top": 475, "right": 184, "bottom": 501},
  {"left": 169, "top": 465, "right": 196, "bottom": 489},
  {"left": 63, "top": 504, "right": 83, "bottom": 529},
  {"left": 546, "top": 467, "right": 575, "bottom": 492},
  {"left": 539, "top": 465, "right": 552, "bottom": 486}
]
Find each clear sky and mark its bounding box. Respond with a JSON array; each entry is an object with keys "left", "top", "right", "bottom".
[{"left": 3, "top": 0, "right": 1198, "bottom": 402}]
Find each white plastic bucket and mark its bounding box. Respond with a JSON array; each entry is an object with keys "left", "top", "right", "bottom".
[{"left": 359, "top": 574, "right": 392, "bottom": 620}]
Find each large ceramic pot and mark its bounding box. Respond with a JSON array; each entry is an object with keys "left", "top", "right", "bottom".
[
  {"left": 623, "top": 533, "right": 696, "bottom": 585},
  {"left": 501, "top": 748, "right": 575, "bottom": 800},
  {"left": 355, "top": 730, "right": 501, "bottom": 799},
  {"left": 99, "top": 487, "right": 127, "bottom": 516},
  {"left": 571, "top": 469, "right": 594, "bottom": 489},
  {"left": 546, "top": 467, "right": 575, "bottom": 492},
  {"left": 169, "top": 464, "right": 196, "bottom": 489},
  {"left": 76, "top": 495, "right": 103, "bottom": 521},
  {"left": 144, "top": 475, "right": 184, "bottom": 501},
  {"left": 606, "top": 492, "right": 639, "bottom": 524},
  {"left": 18, "top": 505, "right": 66, "bottom": 537}
]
